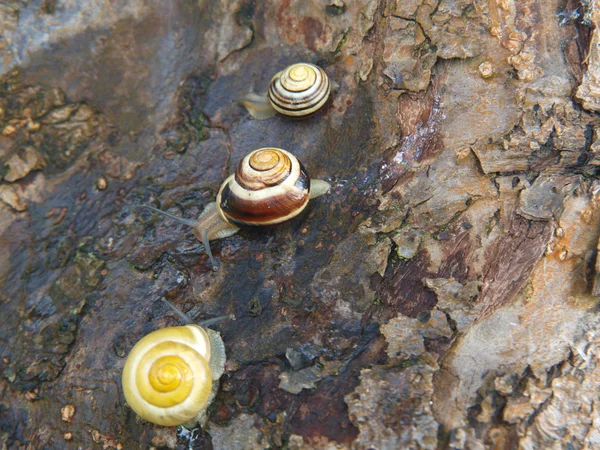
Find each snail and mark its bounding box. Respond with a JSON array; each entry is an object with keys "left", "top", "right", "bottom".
[
  {"left": 238, "top": 63, "right": 335, "bottom": 120},
  {"left": 122, "top": 305, "right": 231, "bottom": 427},
  {"left": 144, "top": 147, "right": 331, "bottom": 267}
]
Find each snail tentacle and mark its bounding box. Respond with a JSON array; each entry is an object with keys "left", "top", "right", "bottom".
[
  {"left": 197, "top": 314, "right": 236, "bottom": 327},
  {"left": 161, "top": 297, "right": 235, "bottom": 328},
  {"left": 161, "top": 298, "right": 193, "bottom": 324},
  {"left": 141, "top": 205, "right": 198, "bottom": 228}
]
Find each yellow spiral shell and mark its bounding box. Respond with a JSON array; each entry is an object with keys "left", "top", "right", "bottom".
[
  {"left": 268, "top": 63, "right": 331, "bottom": 117},
  {"left": 122, "top": 325, "right": 216, "bottom": 426}
]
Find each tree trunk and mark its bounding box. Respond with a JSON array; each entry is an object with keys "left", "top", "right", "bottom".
[{"left": 1, "top": 0, "right": 599, "bottom": 448}]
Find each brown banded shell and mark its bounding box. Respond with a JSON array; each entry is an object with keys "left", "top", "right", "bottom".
[
  {"left": 216, "top": 148, "right": 311, "bottom": 227},
  {"left": 268, "top": 63, "right": 331, "bottom": 117}
]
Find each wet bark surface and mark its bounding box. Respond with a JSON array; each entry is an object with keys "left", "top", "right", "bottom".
[{"left": 1, "top": 0, "right": 600, "bottom": 449}]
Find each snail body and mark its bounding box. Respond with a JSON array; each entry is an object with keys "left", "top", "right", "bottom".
[
  {"left": 122, "top": 324, "right": 226, "bottom": 427},
  {"left": 239, "top": 63, "right": 333, "bottom": 120},
  {"left": 145, "top": 148, "right": 331, "bottom": 267}
]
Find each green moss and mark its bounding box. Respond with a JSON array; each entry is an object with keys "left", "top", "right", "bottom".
[
  {"left": 190, "top": 112, "right": 208, "bottom": 141},
  {"left": 332, "top": 30, "right": 349, "bottom": 56},
  {"left": 397, "top": 357, "right": 420, "bottom": 369}
]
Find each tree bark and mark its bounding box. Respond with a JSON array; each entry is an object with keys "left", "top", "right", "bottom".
[{"left": 1, "top": 0, "right": 599, "bottom": 448}]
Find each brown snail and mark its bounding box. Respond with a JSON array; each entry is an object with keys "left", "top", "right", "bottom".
[
  {"left": 144, "top": 148, "right": 331, "bottom": 266},
  {"left": 238, "top": 63, "right": 335, "bottom": 120},
  {"left": 122, "top": 303, "right": 232, "bottom": 427}
]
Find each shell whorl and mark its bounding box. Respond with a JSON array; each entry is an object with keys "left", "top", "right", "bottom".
[
  {"left": 217, "top": 148, "right": 311, "bottom": 227},
  {"left": 268, "top": 63, "right": 331, "bottom": 117},
  {"left": 122, "top": 325, "right": 214, "bottom": 427}
]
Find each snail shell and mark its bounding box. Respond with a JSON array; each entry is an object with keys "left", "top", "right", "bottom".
[
  {"left": 216, "top": 148, "right": 311, "bottom": 227},
  {"left": 268, "top": 63, "right": 331, "bottom": 117},
  {"left": 238, "top": 63, "right": 333, "bottom": 120},
  {"left": 122, "top": 325, "right": 226, "bottom": 426}
]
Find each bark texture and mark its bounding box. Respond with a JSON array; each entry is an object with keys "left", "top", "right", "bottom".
[{"left": 1, "top": 0, "right": 600, "bottom": 449}]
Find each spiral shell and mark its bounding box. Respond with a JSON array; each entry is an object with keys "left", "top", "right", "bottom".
[
  {"left": 268, "top": 63, "right": 331, "bottom": 117},
  {"left": 122, "top": 325, "right": 225, "bottom": 426},
  {"left": 216, "top": 148, "right": 310, "bottom": 227}
]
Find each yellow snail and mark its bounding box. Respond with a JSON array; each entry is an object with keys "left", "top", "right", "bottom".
[
  {"left": 238, "top": 62, "right": 335, "bottom": 120},
  {"left": 144, "top": 147, "right": 331, "bottom": 267},
  {"left": 122, "top": 321, "right": 228, "bottom": 427}
]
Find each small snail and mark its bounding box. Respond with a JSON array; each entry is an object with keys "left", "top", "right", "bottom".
[
  {"left": 144, "top": 148, "right": 331, "bottom": 267},
  {"left": 122, "top": 319, "right": 228, "bottom": 427},
  {"left": 238, "top": 63, "right": 335, "bottom": 120}
]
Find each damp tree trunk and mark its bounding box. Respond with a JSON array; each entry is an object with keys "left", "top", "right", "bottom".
[{"left": 1, "top": 0, "right": 600, "bottom": 449}]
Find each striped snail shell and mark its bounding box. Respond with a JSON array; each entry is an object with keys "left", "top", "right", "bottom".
[
  {"left": 268, "top": 63, "right": 331, "bottom": 117},
  {"left": 142, "top": 148, "right": 331, "bottom": 267},
  {"left": 217, "top": 148, "right": 311, "bottom": 227},
  {"left": 238, "top": 63, "right": 334, "bottom": 120},
  {"left": 122, "top": 325, "right": 226, "bottom": 427}
]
